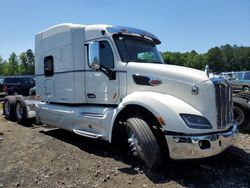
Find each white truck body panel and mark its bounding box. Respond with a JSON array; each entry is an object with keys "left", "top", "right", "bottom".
[
  {"left": 35, "top": 24, "right": 86, "bottom": 103},
  {"left": 126, "top": 62, "right": 221, "bottom": 132},
  {"left": 36, "top": 102, "right": 115, "bottom": 141}
]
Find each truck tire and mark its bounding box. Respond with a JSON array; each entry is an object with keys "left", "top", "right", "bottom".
[
  {"left": 126, "top": 117, "right": 162, "bottom": 170},
  {"left": 15, "top": 96, "right": 28, "bottom": 124},
  {"left": 235, "top": 91, "right": 250, "bottom": 101},
  {"left": 3, "top": 96, "right": 16, "bottom": 120},
  {"left": 243, "top": 86, "right": 250, "bottom": 93},
  {"left": 233, "top": 97, "right": 250, "bottom": 132}
]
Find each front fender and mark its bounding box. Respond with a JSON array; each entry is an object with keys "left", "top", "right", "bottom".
[{"left": 110, "top": 91, "right": 214, "bottom": 141}]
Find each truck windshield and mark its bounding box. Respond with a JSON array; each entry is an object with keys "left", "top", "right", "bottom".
[{"left": 113, "top": 34, "right": 163, "bottom": 64}]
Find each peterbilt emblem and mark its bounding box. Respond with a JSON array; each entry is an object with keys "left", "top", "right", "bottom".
[
  {"left": 149, "top": 79, "right": 162, "bottom": 86},
  {"left": 192, "top": 84, "right": 199, "bottom": 95}
]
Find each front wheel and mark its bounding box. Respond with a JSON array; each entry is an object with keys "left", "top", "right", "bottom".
[
  {"left": 126, "top": 117, "right": 162, "bottom": 170},
  {"left": 15, "top": 99, "right": 27, "bottom": 124}
]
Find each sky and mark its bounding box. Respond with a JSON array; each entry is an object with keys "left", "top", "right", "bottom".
[{"left": 0, "top": 0, "right": 249, "bottom": 60}]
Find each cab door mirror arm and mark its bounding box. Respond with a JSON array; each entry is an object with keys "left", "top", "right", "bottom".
[{"left": 100, "top": 64, "right": 116, "bottom": 80}]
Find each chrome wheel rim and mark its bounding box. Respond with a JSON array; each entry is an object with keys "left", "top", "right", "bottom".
[
  {"left": 127, "top": 127, "right": 141, "bottom": 157},
  {"left": 16, "top": 102, "right": 23, "bottom": 120},
  {"left": 233, "top": 106, "right": 245, "bottom": 125},
  {"left": 4, "top": 101, "right": 10, "bottom": 116},
  {"left": 244, "top": 87, "right": 249, "bottom": 92}
]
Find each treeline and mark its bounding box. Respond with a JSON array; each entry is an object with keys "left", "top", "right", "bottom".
[
  {"left": 0, "top": 44, "right": 249, "bottom": 76},
  {"left": 0, "top": 49, "right": 35, "bottom": 76},
  {"left": 161, "top": 44, "right": 250, "bottom": 72}
]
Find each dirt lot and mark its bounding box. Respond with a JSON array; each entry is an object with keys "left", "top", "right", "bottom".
[{"left": 0, "top": 113, "right": 250, "bottom": 188}]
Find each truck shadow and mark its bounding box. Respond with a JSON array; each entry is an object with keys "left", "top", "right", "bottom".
[{"left": 40, "top": 128, "right": 250, "bottom": 188}]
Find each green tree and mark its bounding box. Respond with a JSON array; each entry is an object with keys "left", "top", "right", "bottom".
[
  {"left": 161, "top": 52, "right": 185, "bottom": 66},
  {"left": 220, "top": 44, "right": 237, "bottom": 71},
  {"left": 19, "top": 52, "right": 28, "bottom": 74},
  {"left": 8, "top": 52, "right": 19, "bottom": 75},
  {"left": 205, "top": 47, "right": 225, "bottom": 72},
  {"left": 0, "top": 56, "right": 3, "bottom": 75},
  {"left": 234, "top": 46, "right": 250, "bottom": 71},
  {"left": 26, "top": 49, "right": 35, "bottom": 74},
  {"left": 0, "top": 59, "right": 10, "bottom": 76}
]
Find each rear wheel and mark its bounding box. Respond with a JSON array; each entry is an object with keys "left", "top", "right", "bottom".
[
  {"left": 3, "top": 96, "right": 16, "bottom": 120},
  {"left": 15, "top": 99, "right": 27, "bottom": 124},
  {"left": 243, "top": 86, "right": 249, "bottom": 92},
  {"left": 233, "top": 97, "right": 250, "bottom": 132},
  {"left": 126, "top": 117, "right": 162, "bottom": 170}
]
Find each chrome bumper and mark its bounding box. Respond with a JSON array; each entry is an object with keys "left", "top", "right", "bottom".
[{"left": 165, "top": 123, "right": 237, "bottom": 159}]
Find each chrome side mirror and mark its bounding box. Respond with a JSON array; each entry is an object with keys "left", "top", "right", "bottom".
[
  {"left": 88, "top": 42, "right": 100, "bottom": 70},
  {"left": 205, "top": 64, "right": 210, "bottom": 78}
]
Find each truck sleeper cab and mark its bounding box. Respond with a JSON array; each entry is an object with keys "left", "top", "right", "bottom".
[{"left": 3, "top": 23, "right": 237, "bottom": 169}]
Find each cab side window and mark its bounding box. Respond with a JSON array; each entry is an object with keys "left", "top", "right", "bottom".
[{"left": 99, "top": 41, "right": 114, "bottom": 68}]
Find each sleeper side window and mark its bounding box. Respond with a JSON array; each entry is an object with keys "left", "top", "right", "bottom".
[{"left": 44, "top": 56, "right": 54, "bottom": 76}]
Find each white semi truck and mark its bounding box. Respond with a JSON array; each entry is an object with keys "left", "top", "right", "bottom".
[{"left": 3, "top": 23, "right": 237, "bottom": 169}]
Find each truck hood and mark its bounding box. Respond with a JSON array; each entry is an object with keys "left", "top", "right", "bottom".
[
  {"left": 127, "top": 62, "right": 209, "bottom": 87},
  {"left": 126, "top": 62, "right": 217, "bottom": 128}
]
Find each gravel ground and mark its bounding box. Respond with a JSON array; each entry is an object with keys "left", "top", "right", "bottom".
[{"left": 0, "top": 113, "right": 249, "bottom": 188}]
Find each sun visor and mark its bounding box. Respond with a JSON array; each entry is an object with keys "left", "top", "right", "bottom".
[{"left": 106, "top": 26, "right": 161, "bottom": 44}]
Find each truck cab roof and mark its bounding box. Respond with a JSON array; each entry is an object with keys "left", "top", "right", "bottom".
[{"left": 37, "top": 23, "right": 161, "bottom": 44}]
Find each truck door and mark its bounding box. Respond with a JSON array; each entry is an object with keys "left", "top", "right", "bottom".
[{"left": 85, "top": 40, "right": 119, "bottom": 104}]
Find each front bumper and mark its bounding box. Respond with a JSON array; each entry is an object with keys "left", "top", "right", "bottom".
[{"left": 165, "top": 123, "right": 237, "bottom": 159}]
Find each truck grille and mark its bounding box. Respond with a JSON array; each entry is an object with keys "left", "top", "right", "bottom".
[{"left": 214, "top": 80, "right": 232, "bottom": 129}]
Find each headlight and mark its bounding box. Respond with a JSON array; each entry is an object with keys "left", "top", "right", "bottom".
[{"left": 180, "top": 114, "right": 212, "bottom": 129}]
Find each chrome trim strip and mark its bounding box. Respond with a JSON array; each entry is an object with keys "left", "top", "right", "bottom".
[
  {"left": 73, "top": 129, "right": 103, "bottom": 139},
  {"left": 79, "top": 112, "right": 104, "bottom": 119},
  {"left": 35, "top": 70, "right": 127, "bottom": 77}
]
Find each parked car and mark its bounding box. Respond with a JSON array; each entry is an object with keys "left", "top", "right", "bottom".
[
  {"left": 0, "top": 78, "right": 7, "bottom": 97},
  {"left": 235, "top": 71, "right": 250, "bottom": 92},
  {"left": 220, "top": 72, "right": 243, "bottom": 93},
  {"left": 2, "top": 76, "right": 35, "bottom": 96}
]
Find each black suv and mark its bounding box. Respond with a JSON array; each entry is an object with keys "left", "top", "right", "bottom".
[{"left": 3, "top": 76, "right": 35, "bottom": 96}]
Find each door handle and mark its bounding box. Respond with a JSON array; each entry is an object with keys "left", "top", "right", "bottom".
[
  {"left": 87, "top": 93, "right": 96, "bottom": 99},
  {"left": 44, "top": 86, "right": 48, "bottom": 96}
]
